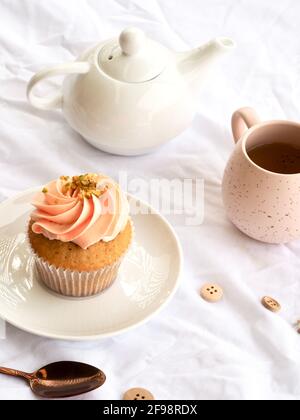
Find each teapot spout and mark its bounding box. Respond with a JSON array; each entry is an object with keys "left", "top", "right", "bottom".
[{"left": 177, "top": 38, "right": 235, "bottom": 88}]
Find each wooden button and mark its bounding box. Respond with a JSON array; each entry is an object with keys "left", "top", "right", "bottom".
[
  {"left": 261, "top": 296, "right": 281, "bottom": 313},
  {"left": 123, "top": 387, "right": 155, "bottom": 401},
  {"left": 200, "top": 283, "right": 223, "bottom": 303}
]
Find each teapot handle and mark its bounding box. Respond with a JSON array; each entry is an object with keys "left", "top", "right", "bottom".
[
  {"left": 27, "top": 62, "right": 90, "bottom": 111},
  {"left": 231, "top": 107, "right": 261, "bottom": 143}
]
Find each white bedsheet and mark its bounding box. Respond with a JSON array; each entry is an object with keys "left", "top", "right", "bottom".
[{"left": 1, "top": 0, "right": 300, "bottom": 400}]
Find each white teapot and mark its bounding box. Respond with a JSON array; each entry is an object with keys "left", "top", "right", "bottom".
[{"left": 27, "top": 28, "right": 235, "bottom": 156}]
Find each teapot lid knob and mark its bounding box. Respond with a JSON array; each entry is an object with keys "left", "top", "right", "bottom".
[{"left": 119, "top": 27, "right": 146, "bottom": 56}]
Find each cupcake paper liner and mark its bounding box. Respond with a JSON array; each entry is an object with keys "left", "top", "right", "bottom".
[{"left": 28, "top": 219, "right": 133, "bottom": 298}]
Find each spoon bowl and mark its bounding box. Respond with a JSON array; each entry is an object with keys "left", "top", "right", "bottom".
[{"left": 0, "top": 361, "right": 106, "bottom": 398}]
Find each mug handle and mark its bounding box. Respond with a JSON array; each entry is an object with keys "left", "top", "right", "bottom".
[
  {"left": 27, "top": 61, "right": 91, "bottom": 111},
  {"left": 231, "top": 107, "right": 261, "bottom": 143}
]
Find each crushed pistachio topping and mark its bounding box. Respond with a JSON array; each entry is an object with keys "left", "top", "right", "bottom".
[{"left": 59, "top": 173, "right": 109, "bottom": 199}]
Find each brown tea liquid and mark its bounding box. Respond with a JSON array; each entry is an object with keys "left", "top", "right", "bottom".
[{"left": 247, "top": 142, "right": 300, "bottom": 174}]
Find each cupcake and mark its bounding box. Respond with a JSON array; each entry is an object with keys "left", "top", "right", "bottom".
[{"left": 28, "top": 173, "right": 132, "bottom": 297}]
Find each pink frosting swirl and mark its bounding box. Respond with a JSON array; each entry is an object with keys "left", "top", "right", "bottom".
[{"left": 31, "top": 175, "right": 130, "bottom": 249}]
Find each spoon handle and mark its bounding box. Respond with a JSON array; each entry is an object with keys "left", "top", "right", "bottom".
[{"left": 0, "top": 367, "right": 32, "bottom": 381}]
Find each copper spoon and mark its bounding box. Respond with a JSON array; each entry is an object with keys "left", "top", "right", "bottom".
[{"left": 0, "top": 361, "right": 106, "bottom": 398}]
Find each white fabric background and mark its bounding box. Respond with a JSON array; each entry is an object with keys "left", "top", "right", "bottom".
[{"left": 1, "top": 0, "right": 300, "bottom": 400}]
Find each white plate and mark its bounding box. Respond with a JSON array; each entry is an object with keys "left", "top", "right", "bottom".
[{"left": 0, "top": 188, "right": 182, "bottom": 341}]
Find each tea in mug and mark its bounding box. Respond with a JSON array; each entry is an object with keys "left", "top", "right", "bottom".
[{"left": 247, "top": 142, "right": 300, "bottom": 174}]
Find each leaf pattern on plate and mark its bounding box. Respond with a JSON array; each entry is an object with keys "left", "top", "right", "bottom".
[
  {"left": 120, "top": 241, "right": 171, "bottom": 309},
  {"left": 0, "top": 234, "right": 34, "bottom": 308}
]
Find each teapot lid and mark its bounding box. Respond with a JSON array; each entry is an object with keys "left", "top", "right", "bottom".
[{"left": 98, "top": 28, "right": 170, "bottom": 83}]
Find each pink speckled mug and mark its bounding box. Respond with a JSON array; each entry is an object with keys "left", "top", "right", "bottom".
[{"left": 222, "top": 107, "right": 300, "bottom": 244}]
